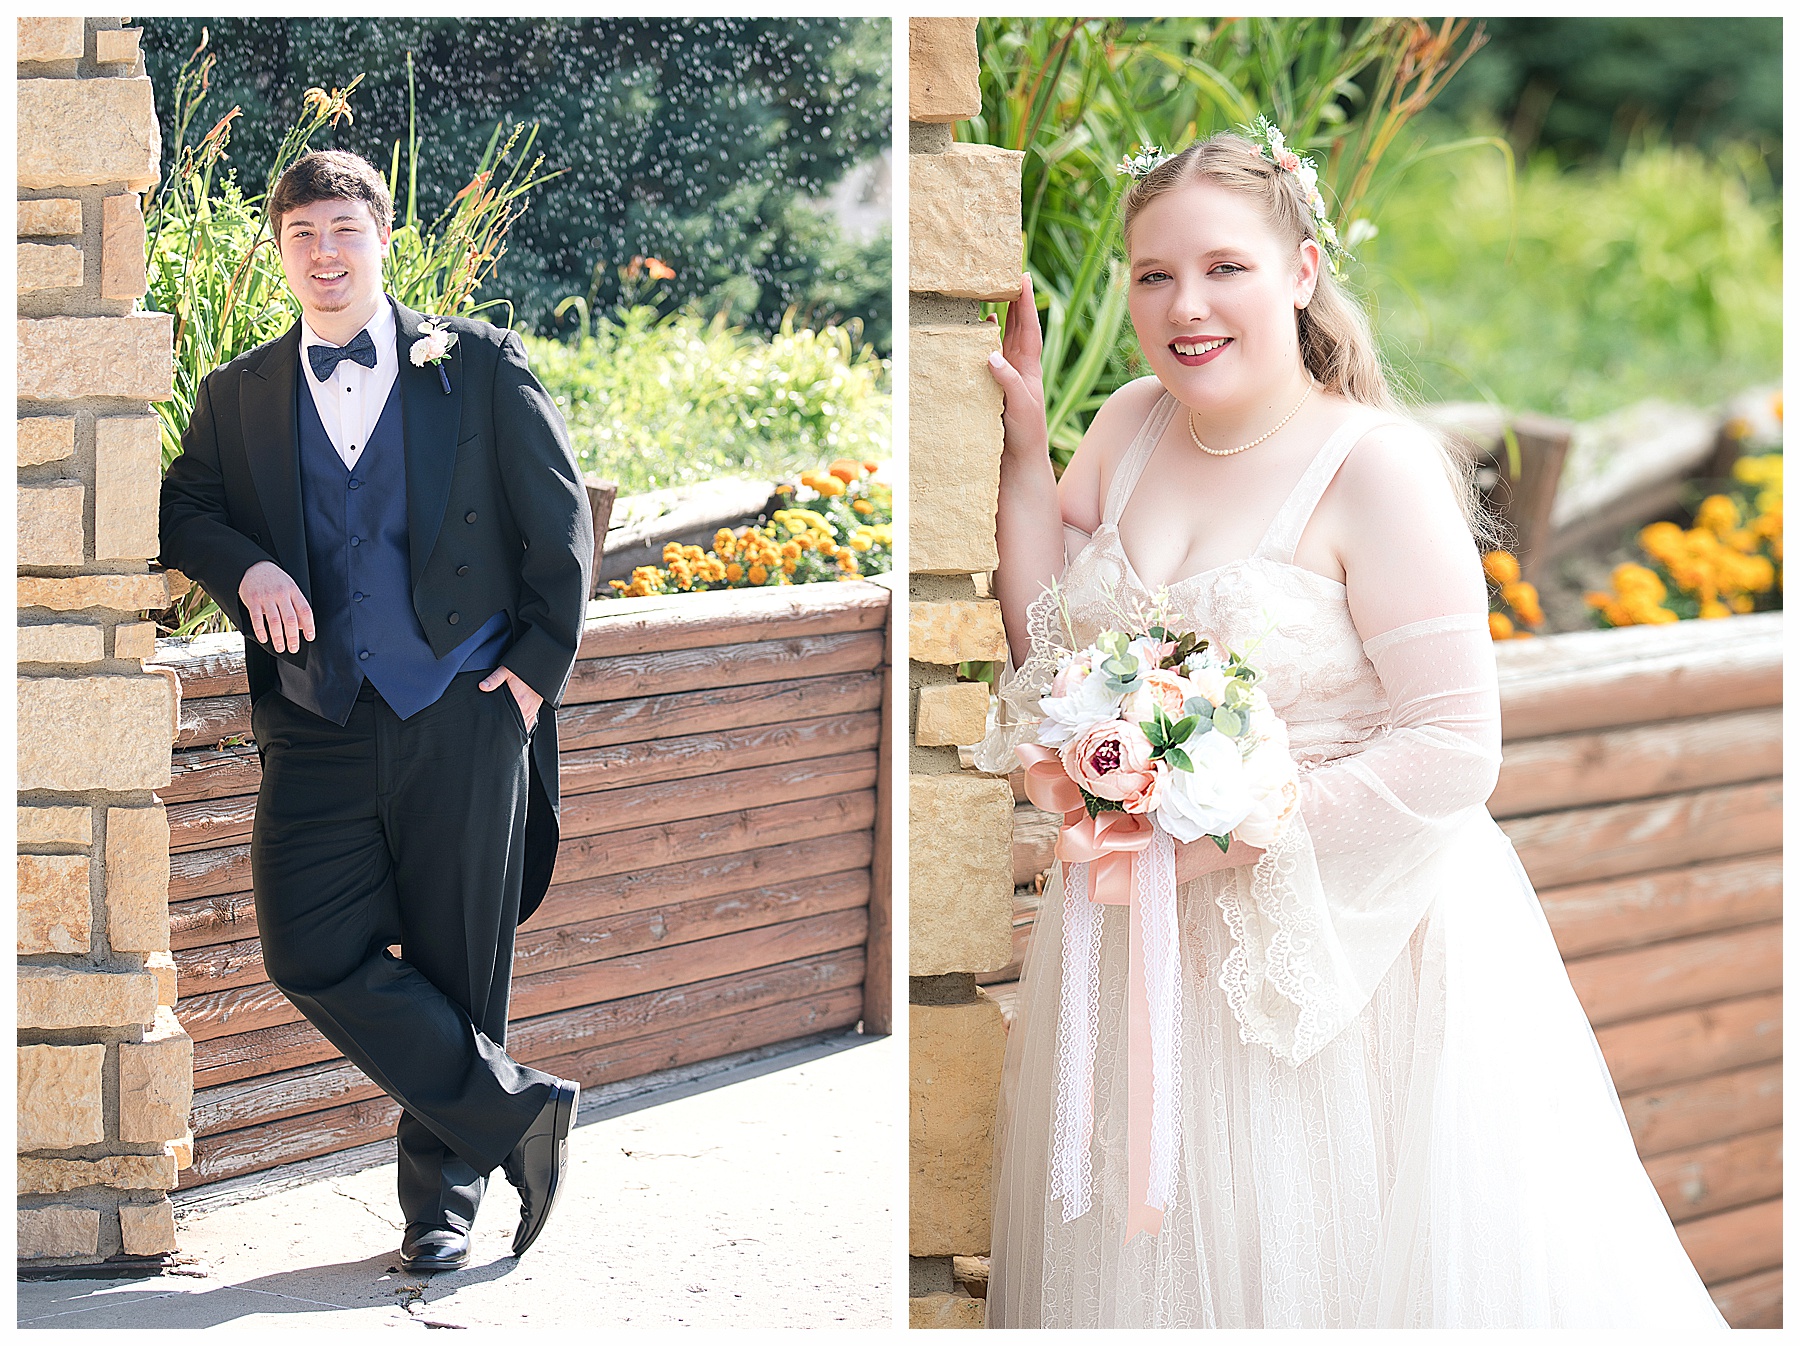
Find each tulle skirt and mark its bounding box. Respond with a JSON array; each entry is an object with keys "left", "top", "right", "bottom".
[{"left": 987, "top": 817, "right": 1729, "bottom": 1329}]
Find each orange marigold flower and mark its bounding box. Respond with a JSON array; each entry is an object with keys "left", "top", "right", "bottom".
[
  {"left": 852, "top": 498, "right": 874, "bottom": 515},
  {"left": 782, "top": 559, "right": 798, "bottom": 575},
  {"left": 748, "top": 564, "right": 768, "bottom": 585},
  {"left": 1694, "top": 494, "right": 1739, "bottom": 535},
  {"left": 862, "top": 459, "right": 880, "bottom": 473},
  {"left": 645, "top": 257, "right": 676, "bottom": 281},
  {"left": 828, "top": 459, "right": 861, "bottom": 483},
  {"left": 1488, "top": 611, "right": 1514, "bottom": 640},
  {"left": 724, "top": 562, "right": 743, "bottom": 582},
  {"left": 1481, "top": 550, "right": 1520, "bottom": 585}
]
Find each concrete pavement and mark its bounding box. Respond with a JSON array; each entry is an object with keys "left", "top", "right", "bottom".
[{"left": 19, "top": 1030, "right": 897, "bottom": 1330}]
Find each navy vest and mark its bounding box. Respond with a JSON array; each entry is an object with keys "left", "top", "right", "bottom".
[{"left": 278, "top": 376, "right": 510, "bottom": 724}]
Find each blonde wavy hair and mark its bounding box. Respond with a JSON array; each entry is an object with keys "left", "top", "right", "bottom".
[{"left": 1122, "top": 133, "right": 1499, "bottom": 549}]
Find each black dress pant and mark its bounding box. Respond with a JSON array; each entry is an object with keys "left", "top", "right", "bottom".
[{"left": 251, "top": 670, "right": 556, "bottom": 1233}]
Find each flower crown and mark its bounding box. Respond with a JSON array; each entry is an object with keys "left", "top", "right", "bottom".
[{"left": 1116, "top": 116, "right": 1355, "bottom": 276}]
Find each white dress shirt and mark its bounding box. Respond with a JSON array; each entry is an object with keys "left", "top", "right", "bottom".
[{"left": 299, "top": 299, "right": 399, "bottom": 472}]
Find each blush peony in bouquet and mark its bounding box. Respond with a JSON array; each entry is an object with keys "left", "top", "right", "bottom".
[{"left": 1032, "top": 625, "right": 1298, "bottom": 852}]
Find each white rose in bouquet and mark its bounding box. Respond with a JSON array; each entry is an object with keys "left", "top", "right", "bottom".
[
  {"left": 1234, "top": 708, "right": 1301, "bottom": 849},
  {"left": 1155, "top": 726, "right": 1253, "bottom": 844}
]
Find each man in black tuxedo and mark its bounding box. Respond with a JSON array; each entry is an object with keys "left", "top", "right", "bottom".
[{"left": 159, "top": 150, "right": 592, "bottom": 1272}]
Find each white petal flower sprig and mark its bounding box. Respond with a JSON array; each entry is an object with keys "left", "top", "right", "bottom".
[
  {"left": 1117, "top": 145, "right": 1169, "bottom": 181},
  {"left": 1242, "top": 115, "right": 1356, "bottom": 277},
  {"left": 410, "top": 319, "right": 458, "bottom": 395}
]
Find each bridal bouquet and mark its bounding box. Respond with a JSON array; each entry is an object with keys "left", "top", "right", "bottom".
[
  {"left": 1019, "top": 621, "right": 1300, "bottom": 1242},
  {"left": 1030, "top": 625, "right": 1299, "bottom": 852}
]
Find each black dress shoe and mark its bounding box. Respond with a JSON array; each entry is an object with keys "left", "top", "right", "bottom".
[
  {"left": 400, "top": 1223, "right": 471, "bottom": 1273},
  {"left": 503, "top": 1078, "right": 579, "bottom": 1257}
]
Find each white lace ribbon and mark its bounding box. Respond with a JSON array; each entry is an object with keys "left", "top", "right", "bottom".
[{"left": 1050, "top": 824, "right": 1183, "bottom": 1234}]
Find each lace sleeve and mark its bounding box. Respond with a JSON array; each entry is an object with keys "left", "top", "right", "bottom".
[
  {"left": 970, "top": 579, "right": 1075, "bottom": 773},
  {"left": 1214, "top": 612, "right": 1502, "bottom": 1064}
]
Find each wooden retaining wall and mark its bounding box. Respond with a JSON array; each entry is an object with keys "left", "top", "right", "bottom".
[
  {"left": 996, "top": 611, "right": 1781, "bottom": 1327},
  {"left": 150, "top": 580, "right": 894, "bottom": 1190}
]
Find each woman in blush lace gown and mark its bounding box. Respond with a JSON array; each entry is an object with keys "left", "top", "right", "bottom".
[{"left": 973, "top": 131, "right": 1728, "bottom": 1330}]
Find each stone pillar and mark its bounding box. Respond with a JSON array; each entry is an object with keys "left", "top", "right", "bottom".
[
  {"left": 17, "top": 16, "right": 191, "bottom": 1267},
  {"left": 906, "top": 17, "right": 1022, "bottom": 1330}
]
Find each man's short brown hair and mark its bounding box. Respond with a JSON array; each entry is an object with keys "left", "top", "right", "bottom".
[{"left": 268, "top": 150, "right": 394, "bottom": 236}]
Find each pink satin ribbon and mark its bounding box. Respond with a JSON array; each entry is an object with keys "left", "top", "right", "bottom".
[{"left": 1019, "top": 744, "right": 1167, "bottom": 1243}]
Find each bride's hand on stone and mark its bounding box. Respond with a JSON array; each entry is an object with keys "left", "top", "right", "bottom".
[
  {"left": 986, "top": 273, "right": 1049, "bottom": 461},
  {"left": 1174, "top": 834, "right": 1264, "bottom": 885}
]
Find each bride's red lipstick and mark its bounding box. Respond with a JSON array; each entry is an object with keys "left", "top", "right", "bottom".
[{"left": 1171, "top": 336, "right": 1231, "bottom": 367}]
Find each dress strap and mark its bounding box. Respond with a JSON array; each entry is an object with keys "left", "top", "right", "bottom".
[
  {"left": 1255, "top": 406, "right": 1414, "bottom": 565},
  {"left": 1102, "top": 393, "right": 1180, "bottom": 528}
]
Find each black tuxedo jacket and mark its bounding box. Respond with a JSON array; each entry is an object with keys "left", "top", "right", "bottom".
[{"left": 158, "top": 298, "right": 593, "bottom": 923}]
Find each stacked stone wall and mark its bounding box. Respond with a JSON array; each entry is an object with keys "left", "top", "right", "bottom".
[
  {"left": 905, "top": 17, "right": 1021, "bottom": 1329},
  {"left": 17, "top": 15, "right": 191, "bottom": 1265}
]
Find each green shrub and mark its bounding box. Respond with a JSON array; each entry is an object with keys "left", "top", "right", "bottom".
[
  {"left": 1365, "top": 129, "right": 1782, "bottom": 418},
  {"left": 521, "top": 310, "right": 890, "bottom": 495}
]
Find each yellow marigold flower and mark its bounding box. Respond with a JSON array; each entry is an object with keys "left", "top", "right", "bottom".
[
  {"left": 1488, "top": 611, "right": 1514, "bottom": 640},
  {"left": 1501, "top": 580, "right": 1543, "bottom": 626},
  {"left": 820, "top": 541, "right": 839, "bottom": 558},
  {"left": 748, "top": 564, "right": 768, "bottom": 585},
  {"left": 1698, "top": 599, "right": 1731, "bottom": 619},
  {"left": 812, "top": 476, "right": 845, "bottom": 498},
  {"left": 795, "top": 534, "right": 814, "bottom": 551},
  {"left": 782, "top": 558, "right": 797, "bottom": 575},
  {"left": 1481, "top": 550, "right": 1520, "bottom": 585},
  {"left": 1694, "top": 494, "right": 1740, "bottom": 534},
  {"left": 609, "top": 578, "right": 627, "bottom": 591},
  {"left": 1731, "top": 594, "right": 1755, "bottom": 613},
  {"left": 1724, "top": 416, "right": 1752, "bottom": 442},
  {"left": 838, "top": 551, "right": 860, "bottom": 574},
  {"left": 684, "top": 545, "right": 705, "bottom": 562},
  {"left": 662, "top": 542, "right": 683, "bottom": 563},
  {"left": 849, "top": 534, "right": 872, "bottom": 552}
]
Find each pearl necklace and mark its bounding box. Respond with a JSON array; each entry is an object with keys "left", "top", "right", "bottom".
[{"left": 1187, "top": 381, "right": 1316, "bottom": 457}]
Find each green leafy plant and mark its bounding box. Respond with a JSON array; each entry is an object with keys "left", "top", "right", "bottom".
[
  {"left": 522, "top": 307, "right": 889, "bottom": 496},
  {"left": 964, "top": 18, "right": 1494, "bottom": 467},
  {"left": 145, "top": 34, "right": 558, "bottom": 633}
]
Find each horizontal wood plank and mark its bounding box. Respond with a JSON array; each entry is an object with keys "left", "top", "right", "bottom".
[
  {"left": 168, "top": 792, "right": 257, "bottom": 855},
  {"left": 559, "top": 751, "right": 877, "bottom": 840},
  {"left": 169, "top": 845, "right": 251, "bottom": 905},
  {"left": 146, "top": 633, "right": 251, "bottom": 698},
  {"left": 556, "top": 669, "right": 881, "bottom": 752},
  {"left": 1539, "top": 852, "right": 1783, "bottom": 959},
  {"left": 548, "top": 791, "right": 876, "bottom": 886},
  {"left": 1494, "top": 612, "right": 1780, "bottom": 739},
  {"left": 1596, "top": 993, "right": 1781, "bottom": 1094},
  {"left": 576, "top": 580, "right": 888, "bottom": 660},
  {"left": 183, "top": 1092, "right": 401, "bottom": 1188},
  {"left": 510, "top": 908, "right": 868, "bottom": 1024},
  {"left": 512, "top": 868, "right": 870, "bottom": 980},
  {"left": 1706, "top": 1266, "right": 1782, "bottom": 1330},
  {"left": 162, "top": 743, "right": 262, "bottom": 805},
  {"left": 195, "top": 1016, "right": 339, "bottom": 1090},
  {"left": 177, "top": 694, "right": 252, "bottom": 749},
  {"left": 558, "top": 709, "right": 880, "bottom": 797},
  {"left": 564, "top": 629, "right": 883, "bottom": 705},
  {"left": 531, "top": 985, "right": 863, "bottom": 1087},
  {"left": 1622, "top": 1062, "right": 1782, "bottom": 1159},
  {"left": 169, "top": 890, "right": 259, "bottom": 951},
  {"left": 1489, "top": 708, "right": 1781, "bottom": 818},
  {"left": 1500, "top": 778, "right": 1780, "bottom": 889},
  {"left": 1675, "top": 1197, "right": 1781, "bottom": 1285},
  {"left": 1564, "top": 921, "right": 1781, "bottom": 1028},
  {"left": 1644, "top": 1126, "right": 1782, "bottom": 1223},
  {"left": 192, "top": 949, "right": 865, "bottom": 1133}
]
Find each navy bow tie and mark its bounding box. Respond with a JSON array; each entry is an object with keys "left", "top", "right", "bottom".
[{"left": 307, "top": 328, "right": 378, "bottom": 382}]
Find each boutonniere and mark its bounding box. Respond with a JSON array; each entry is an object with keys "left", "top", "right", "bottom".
[{"left": 410, "top": 319, "right": 457, "bottom": 394}]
